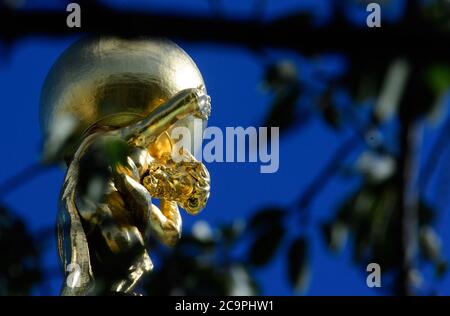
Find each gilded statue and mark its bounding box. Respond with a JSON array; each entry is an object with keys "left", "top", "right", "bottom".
[{"left": 39, "top": 36, "right": 211, "bottom": 295}]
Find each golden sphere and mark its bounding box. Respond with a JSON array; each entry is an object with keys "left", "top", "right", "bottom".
[{"left": 40, "top": 36, "right": 205, "bottom": 162}]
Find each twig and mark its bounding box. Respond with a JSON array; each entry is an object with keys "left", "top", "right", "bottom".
[
  {"left": 0, "top": 3, "right": 448, "bottom": 61},
  {"left": 296, "top": 132, "right": 362, "bottom": 211},
  {"left": 397, "top": 118, "right": 422, "bottom": 296},
  {"left": 0, "top": 162, "right": 48, "bottom": 198},
  {"left": 419, "top": 115, "right": 450, "bottom": 194}
]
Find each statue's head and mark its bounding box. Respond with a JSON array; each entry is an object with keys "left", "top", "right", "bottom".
[{"left": 40, "top": 36, "right": 206, "bottom": 163}]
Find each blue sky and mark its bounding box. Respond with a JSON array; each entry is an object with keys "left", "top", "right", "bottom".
[{"left": 0, "top": 0, "right": 448, "bottom": 295}]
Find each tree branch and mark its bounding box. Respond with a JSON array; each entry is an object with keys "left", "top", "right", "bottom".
[
  {"left": 419, "top": 115, "right": 450, "bottom": 194},
  {"left": 0, "top": 3, "right": 448, "bottom": 61},
  {"left": 297, "top": 132, "right": 362, "bottom": 212},
  {"left": 396, "top": 64, "right": 423, "bottom": 296},
  {"left": 0, "top": 162, "right": 48, "bottom": 199}
]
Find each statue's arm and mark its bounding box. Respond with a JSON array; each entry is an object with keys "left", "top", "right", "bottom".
[
  {"left": 119, "top": 87, "right": 211, "bottom": 148},
  {"left": 112, "top": 158, "right": 182, "bottom": 247},
  {"left": 149, "top": 200, "right": 182, "bottom": 247}
]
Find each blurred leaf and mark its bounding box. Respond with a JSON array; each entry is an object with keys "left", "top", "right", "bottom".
[
  {"left": 318, "top": 90, "right": 341, "bottom": 129},
  {"left": 418, "top": 201, "right": 435, "bottom": 226},
  {"left": 41, "top": 114, "right": 78, "bottom": 163},
  {"left": 0, "top": 206, "right": 42, "bottom": 295},
  {"left": 330, "top": 179, "right": 405, "bottom": 270},
  {"left": 409, "top": 269, "right": 424, "bottom": 289},
  {"left": 419, "top": 226, "right": 442, "bottom": 263},
  {"left": 435, "top": 260, "right": 448, "bottom": 278},
  {"left": 144, "top": 227, "right": 259, "bottom": 295},
  {"left": 426, "top": 65, "right": 450, "bottom": 96},
  {"left": 249, "top": 223, "right": 284, "bottom": 267},
  {"left": 287, "top": 237, "right": 310, "bottom": 293},
  {"left": 262, "top": 61, "right": 302, "bottom": 133},
  {"left": 191, "top": 220, "right": 214, "bottom": 242},
  {"left": 263, "top": 84, "right": 301, "bottom": 133},
  {"left": 333, "top": 176, "right": 446, "bottom": 277},
  {"left": 323, "top": 106, "right": 340, "bottom": 129},
  {"left": 228, "top": 265, "right": 258, "bottom": 296},
  {"left": 220, "top": 220, "right": 245, "bottom": 244},
  {"left": 423, "top": 1, "right": 450, "bottom": 30},
  {"left": 179, "top": 235, "right": 217, "bottom": 252},
  {"left": 374, "top": 59, "right": 410, "bottom": 122},
  {"left": 321, "top": 221, "right": 348, "bottom": 253},
  {"left": 424, "top": 65, "right": 450, "bottom": 123},
  {"left": 344, "top": 61, "right": 386, "bottom": 103},
  {"left": 78, "top": 135, "right": 130, "bottom": 204},
  {"left": 262, "top": 61, "right": 298, "bottom": 91},
  {"left": 144, "top": 255, "right": 230, "bottom": 295},
  {"left": 104, "top": 137, "right": 130, "bottom": 167},
  {"left": 355, "top": 151, "right": 396, "bottom": 182},
  {"left": 249, "top": 207, "right": 285, "bottom": 229}
]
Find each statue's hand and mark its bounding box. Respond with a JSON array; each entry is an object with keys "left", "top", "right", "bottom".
[{"left": 190, "top": 88, "right": 211, "bottom": 121}]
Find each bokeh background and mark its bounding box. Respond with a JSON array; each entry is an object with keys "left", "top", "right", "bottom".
[{"left": 0, "top": 0, "right": 449, "bottom": 295}]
